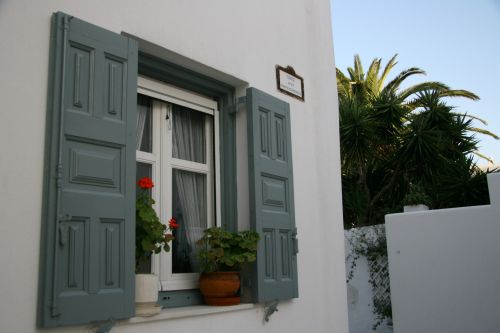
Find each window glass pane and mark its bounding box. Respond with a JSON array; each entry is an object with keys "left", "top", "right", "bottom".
[
  {"left": 136, "top": 162, "right": 152, "bottom": 273},
  {"left": 137, "top": 94, "right": 152, "bottom": 153},
  {"left": 171, "top": 169, "right": 207, "bottom": 274},
  {"left": 172, "top": 104, "right": 206, "bottom": 163}
]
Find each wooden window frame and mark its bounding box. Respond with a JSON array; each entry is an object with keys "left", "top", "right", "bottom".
[{"left": 137, "top": 76, "right": 221, "bottom": 291}]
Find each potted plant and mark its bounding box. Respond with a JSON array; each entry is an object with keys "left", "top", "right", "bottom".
[
  {"left": 402, "top": 182, "right": 431, "bottom": 212},
  {"left": 196, "top": 227, "right": 260, "bottom": 306},
  {"left": 135, "top": 176, "right": 179, "bottom": 316}
]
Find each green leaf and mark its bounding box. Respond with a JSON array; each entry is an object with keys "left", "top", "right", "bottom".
[{"left": 196, "top": 227, "right": 259, "bottom": 272}]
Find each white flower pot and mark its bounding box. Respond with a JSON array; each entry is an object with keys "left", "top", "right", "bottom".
[
  {"left": 135, "top": 274, "right": 161, "bottom": 316},
  {"left": 403, "top": 204, "right": 429, "bottom": 212}
]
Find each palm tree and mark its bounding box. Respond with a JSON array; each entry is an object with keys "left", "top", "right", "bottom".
[
  {"left": 338, "top": 55, "right": 498, "bottom": 228},
  {"left": 336, "top": 54, "right": 448, "bottom": 105}
]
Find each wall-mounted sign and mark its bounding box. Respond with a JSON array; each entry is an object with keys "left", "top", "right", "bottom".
[{"left": 276, "top": 65, "right": 304, "bottom": 101}]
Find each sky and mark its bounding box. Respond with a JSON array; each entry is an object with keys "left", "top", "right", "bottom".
[{"left": 330, "top": 0, "right": 500, "bottom": 165}]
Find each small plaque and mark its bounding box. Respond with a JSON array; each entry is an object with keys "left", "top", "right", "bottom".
[{"left": 276, "top": 65, "right": 304, "bottom": 101}]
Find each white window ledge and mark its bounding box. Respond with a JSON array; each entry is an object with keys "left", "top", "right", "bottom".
[{"left": 119, "top": 303, "right": 257, "bottom": 326}]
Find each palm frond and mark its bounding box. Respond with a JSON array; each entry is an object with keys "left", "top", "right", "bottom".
[
  {"left": 336, "top": 68, "right": 353, "bottom": 97},
  {"left": 438, "top": 89, "right": 479, "bottom": 100},
  {"left": 451, "top": 112, "right": 488, "bottom": 125},
  {"left": 378, "top": 54, "right": 398, "bottom": 91},
  {"left": 347, "top": 67, "right": 357, "bottom": 82},
  {"left": 366, "top": 58, "right": 381, "bottom": 95},
  {"left": 472, "top": 150, "right": 494, "bottom": 164},
  {"left": 398, "top": 82, "right": 450, "bottom": 101},
  {"left": 383, "top": 67, "right": 426, "bottom": 94},
  {"left": 336, "top": 68, "right": 350, "bottom": 82},
  {"left": 353, "top": 54, "right": 364, "bottom": 82},
  {"left": 469, "top": 127, "right": 500, "bottom": 140}
]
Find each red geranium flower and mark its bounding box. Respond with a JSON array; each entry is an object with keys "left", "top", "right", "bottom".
[
  {"left": 137, "top": 176, "right": 154, "bottom": 189},
  {"left": 168, "top": 217, "right": 179, "bottom": 229}
]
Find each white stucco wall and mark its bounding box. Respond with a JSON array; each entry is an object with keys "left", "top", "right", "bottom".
[
  {"left": 0, "top": 1, "right": 348, "bottom": 332},
  {"left": 386, "top": 173, "right": 500, "bottom": 333}
]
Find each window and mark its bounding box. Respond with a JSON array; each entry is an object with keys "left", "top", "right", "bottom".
[
  {"left": 136, "top": 77, "right": 221, "bottom": 290},
  {"left": 40, "top": 12, "right": 298, "bottom": 328}
]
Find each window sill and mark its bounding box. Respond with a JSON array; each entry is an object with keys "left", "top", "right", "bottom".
[{"left": 119, "top": 303, "right": 256, "bottom": 326}]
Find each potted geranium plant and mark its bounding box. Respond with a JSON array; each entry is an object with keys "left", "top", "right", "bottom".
[
  {"left": 402, "top": 182, "right": 432, "bottom": 212},
  {"left": 196, "top": 227, "right": 260, "bottom": 306},
  {"left": 135, "top": 176, "right": 179, "bottom": 316}
]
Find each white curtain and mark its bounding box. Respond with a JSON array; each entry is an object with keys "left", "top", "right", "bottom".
[
  {"left": 172, "top": 104, "right": 205, "bottom": 163},
  {"left": 172, "top": 105, "right": 207, "bottom": 272},
  {"left": 136, "top": 95, "right": 149, "bottom": 150},
  {"left": 173, "top": 170, "right": 206, "bottom": 272}
]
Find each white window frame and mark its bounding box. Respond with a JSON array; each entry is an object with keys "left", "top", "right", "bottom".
[{"left": 137, "top": 76, "right": 221, "bottom": 290}]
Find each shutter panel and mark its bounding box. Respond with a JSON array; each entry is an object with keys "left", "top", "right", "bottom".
[
  {"left": 40, "top": 12, "right": 137, "bottom": 327},
  {"left": 246, "top": 87, "right": 299, "bottom": 302}
]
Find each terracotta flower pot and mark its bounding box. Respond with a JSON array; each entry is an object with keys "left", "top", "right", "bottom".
[{"left": 199, "top": 271, "right": 240, "bottom": 306}]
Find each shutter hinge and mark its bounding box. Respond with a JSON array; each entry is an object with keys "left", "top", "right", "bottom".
[
  {"left": 264, "top": 300, "right": 279, "bottom": 322},
  {"left": 226, "top": 96, "right": 246, "bottom": 114},
  {"left": 292, "top": 227, "right": 299, "bottom": 254},
  {"left": 56, "top": 164, "right": 63, "bottom": 188}
]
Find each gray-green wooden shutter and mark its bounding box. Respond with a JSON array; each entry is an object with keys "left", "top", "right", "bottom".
[
  {"left": 246, "top": 87, "right": 299, "bottom": 302},
  {"left": 39, "top": 12, "right": 137, "bottom": 327}
]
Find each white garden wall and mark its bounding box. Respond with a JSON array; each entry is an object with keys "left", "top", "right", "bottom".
[
  {"left": 345, "top": 227, "right": 393, "bottom": 333},
  {"left": 386, "top": 173, "right": 500, "bottom": 333},
  {"left": 0, "top": 1, "right": 348, "bottom": 333}
]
